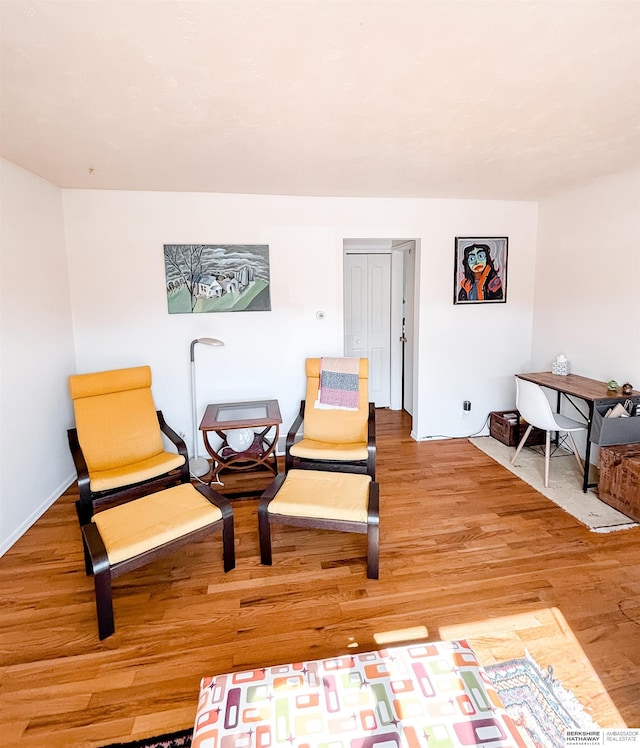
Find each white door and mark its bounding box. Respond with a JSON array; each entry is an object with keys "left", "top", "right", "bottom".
[{"left": 344, "top": 253, "right": 391, "bottom": 407}]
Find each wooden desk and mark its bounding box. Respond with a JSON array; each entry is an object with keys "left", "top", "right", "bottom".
[
  {"left": 200, "top": 399, "right": 282, "bottom": 493},
  {"left": 516, "top": 372, "right": 640, "bottom": 492}
]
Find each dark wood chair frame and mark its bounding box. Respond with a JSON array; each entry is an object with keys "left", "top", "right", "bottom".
[
  {"left": 258, "top": 473, "right": 380, "bottom": 579},
  {"left": 284, "top": 401, "right": 377, "bottom": 480},
  {"left": 81, "top": 482, "right": 235, "bottom": 640},
  {"left": 68, "top": 409, "right": 190, "bottom": 526}
]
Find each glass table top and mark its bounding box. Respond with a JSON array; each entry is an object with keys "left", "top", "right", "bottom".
[
  {"left": 200, "top": 399, "right": 282, "bottom": 430},
  {"left": 217, "top": 404, "right": 268, "bottom": 421}
]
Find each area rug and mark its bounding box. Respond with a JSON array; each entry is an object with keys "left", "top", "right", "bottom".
[
  {"left": 470, "top": 435, "right": 638, "bottom": 533},
  {"left": 101, "top": 730, "right": 191, "bottom": 748},
  {"left": 484, "top": 653, "right": 599, "bottom": 748},
  {"left": 102, "top": 654, "right": 597, "bottom": 748}
]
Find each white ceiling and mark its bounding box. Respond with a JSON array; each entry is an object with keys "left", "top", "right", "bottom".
[{"left": 1, "top": 0, "right": 639, "bottom": 200}]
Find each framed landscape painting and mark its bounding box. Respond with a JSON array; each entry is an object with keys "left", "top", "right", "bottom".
[
  {"left": 453, "top": 237, "right": 508, "bottom": 305},
  {"left": 164, "top": 244, "right": 271, "bottom": 313}
]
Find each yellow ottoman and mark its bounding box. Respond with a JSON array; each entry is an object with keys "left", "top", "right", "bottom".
[
  {"left": 258, "top": 469, "right": 379, "bottom": 578},
  {"left": 81, "top": 482, "right": 235, "bottom": 639}
]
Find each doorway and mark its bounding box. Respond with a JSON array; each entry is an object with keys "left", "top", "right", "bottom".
[{"left": 343, "top": 239, "right": 416, "bottom": 415}]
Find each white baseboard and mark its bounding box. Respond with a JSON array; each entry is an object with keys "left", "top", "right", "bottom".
[
  {"left": 0, "top": 472, "right": 76, "bottom": 558},
  {"left": 412, "top": 432, "right": 448, "bottom": 441}
]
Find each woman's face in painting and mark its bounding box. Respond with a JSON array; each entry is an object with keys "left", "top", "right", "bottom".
[{"left": 467, "top": 247, "right": 487, "bottom": 274}]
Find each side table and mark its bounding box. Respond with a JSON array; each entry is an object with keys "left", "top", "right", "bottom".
[{"left": 199, "top": 399, "right": 282, "bottom": 492}]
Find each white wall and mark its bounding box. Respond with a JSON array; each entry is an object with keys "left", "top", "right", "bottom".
[
  {"left": 532, "top": 167, "right": 640, "bottom": 462},
  {"left": 416, "top": 201, "right": 538, "bottom": 438},
  {"left": 0, "top": 159, "right": 76, "bottom": 556},
  {"left": 533, "top": 167, "right": 640, "bottom": 383},
  {"left": 62, "top": 190, "right": 539, "bottom": 452}
]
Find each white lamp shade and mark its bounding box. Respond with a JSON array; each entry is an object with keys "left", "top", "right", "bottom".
[
  {"left": 197, "top": 337, "right": 224, "bottom": 347},
  {"left": 226, "top": 428, "right": 254, "bottom": 453}
]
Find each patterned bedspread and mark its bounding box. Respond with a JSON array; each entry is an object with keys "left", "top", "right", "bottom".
[{"left": 192, "top": 639, "right": 527, "bottom": 747}]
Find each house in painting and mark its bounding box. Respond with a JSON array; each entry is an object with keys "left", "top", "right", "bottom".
[{"left": 196, "top": 275, "right": 223, "bottom": 299}]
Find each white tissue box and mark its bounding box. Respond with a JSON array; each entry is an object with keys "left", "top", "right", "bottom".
[{"left": 552, "top": 360, "right": 570, "bottom": 376}]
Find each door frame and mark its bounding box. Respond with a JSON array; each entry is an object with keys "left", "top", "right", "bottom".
[{"left": 342, "top": 238, "right": 417, "bottom": 414}]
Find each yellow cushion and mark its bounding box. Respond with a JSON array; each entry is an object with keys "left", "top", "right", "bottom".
[
  {"left": 268, "top": 469, "right": 371, "bottom": 524},
  {"left": 89, "top": 451, "right": 186, "bottom": 493},
  {"left": 303, "top": 358, "right": 369, "bottom": 444},
  {"left": 70, "top": 366, "right": 166, "bottom": 472},
  {"left": 92, "top": 483, "right": 223, "bottom": 565},
  {"left": 69, "top": 366, "right": 152, "bottom": 400},
  {"left": 289, "top": 438, "right": 368, "bottom": 462}
]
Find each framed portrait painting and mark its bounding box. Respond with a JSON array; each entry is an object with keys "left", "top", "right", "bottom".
[{"left": 453, "top": 237, "right": 508, "bottom": 305}]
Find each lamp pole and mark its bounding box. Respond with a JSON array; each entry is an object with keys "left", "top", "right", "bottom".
[{"left": 190, "top": 337, "right": 224, "bottom": 477}]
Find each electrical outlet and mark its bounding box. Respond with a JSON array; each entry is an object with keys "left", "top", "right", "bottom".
[{"left": 462, "top": 400, "right": 471, "bottom": 417}]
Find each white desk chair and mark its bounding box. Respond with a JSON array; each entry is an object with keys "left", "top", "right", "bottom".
[{"left": 511, "top": 378, "right": 587, "bottom": 487}]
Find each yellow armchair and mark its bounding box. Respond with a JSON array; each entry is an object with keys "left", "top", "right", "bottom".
[
  {"left": 285, "top": 358, "right": 376, "bottom": 479},
  {"left": 68, "top": 365, "right": 189, "bottom": 525}
]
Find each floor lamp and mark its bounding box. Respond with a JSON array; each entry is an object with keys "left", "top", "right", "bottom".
[{"left": 190, "top": 337, "right": 224, "bottom": 477}]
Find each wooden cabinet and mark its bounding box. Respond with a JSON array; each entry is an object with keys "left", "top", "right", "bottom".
[{"left": 599, "top": 443, "right": 640, "bottom": 522}]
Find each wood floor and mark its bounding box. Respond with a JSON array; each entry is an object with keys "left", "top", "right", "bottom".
[{"left": 2, "top": 409, "right": 640, "bottom": 746}]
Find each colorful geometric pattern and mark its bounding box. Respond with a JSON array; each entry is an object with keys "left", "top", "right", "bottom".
[{"left": 192, "top": 639, "right": 528, "bottom": 747}]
